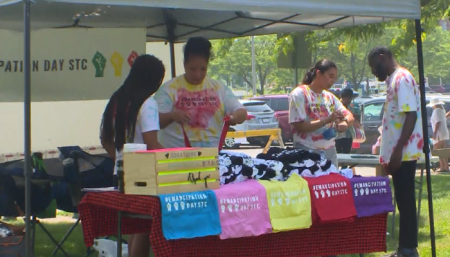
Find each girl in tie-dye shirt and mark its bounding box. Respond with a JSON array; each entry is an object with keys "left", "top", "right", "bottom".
[{"left": 289, "top": 59, "right": 354, "bottom": 167}]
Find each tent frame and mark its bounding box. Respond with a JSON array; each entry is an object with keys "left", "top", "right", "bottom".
[
  {"left": 20, "top": 1, "right": 436, "bottom": 257},
  {"left": 152, "top": 11, "right": 350, "bottom": 78},
  {"left": 414, "top": 19, "right": 436, "bottom": 257}
]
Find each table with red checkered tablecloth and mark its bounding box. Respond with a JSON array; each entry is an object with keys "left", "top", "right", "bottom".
[{"left": 78, "top": 192, "right": 387, "bottom": 257}]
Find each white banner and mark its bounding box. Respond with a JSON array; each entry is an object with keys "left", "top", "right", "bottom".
[{"left": 0, "top": 28, "right": 146, "bottom": 102}]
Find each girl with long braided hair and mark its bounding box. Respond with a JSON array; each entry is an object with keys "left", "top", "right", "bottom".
[{"left": 100, "top": 54, "right": 165, "bottom": 257}]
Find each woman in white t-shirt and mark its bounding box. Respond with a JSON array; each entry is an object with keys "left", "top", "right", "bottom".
[
  {"left": 100, "top": 54, "right": 165, "bottom": 257},
  {"left": 429, "top": 98, "right": 449, "bottom": 172}
]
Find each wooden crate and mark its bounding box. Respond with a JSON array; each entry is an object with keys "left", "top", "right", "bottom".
[{"left": 123, "top": 148, "right": 220, "bottom": 195}]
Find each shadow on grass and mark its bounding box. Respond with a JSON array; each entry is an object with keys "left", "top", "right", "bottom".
[
  {"left": 386, "top": 213, "right": 445, "bottom": 245},
  {"left": 419, "top": 173, "right": 450, "bottom": 200},
  {"left": 27, "top": 221, "right": 154, "bottom": 257},
  {"left": 29, "top": 222, "right": 87, "bottom": 257}
]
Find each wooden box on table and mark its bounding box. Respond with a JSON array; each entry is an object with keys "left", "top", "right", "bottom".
[{"left": 123, "top": 148, "right": 220, "bottom": 195}]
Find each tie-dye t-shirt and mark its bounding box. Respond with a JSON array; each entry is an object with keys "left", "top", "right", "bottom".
[
  {"left": 154, "top": 75, "right": 244, "bottom": 148},
  {"left": 289, "top": 85, "right": 350, "bottom": 150},
  {"left": 379, "top": 68, "right": 424, "bottom": 164}
]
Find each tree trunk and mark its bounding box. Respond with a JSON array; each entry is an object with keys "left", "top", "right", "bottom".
[
  {"left": 240, "top": 70, "right": 253, "bottom": 90},
  {"left": 257, "top": 65, "right": 265, "bottom": 95},
  {"left": 350, "top": 53, "right": 357, "bottom": 86},
  {"left": 352, "top": 42, "right": 372, "bottom": 91}
]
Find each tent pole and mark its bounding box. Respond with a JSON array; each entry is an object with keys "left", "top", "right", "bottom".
[
  {"left": 169, "top": 39, "right": 176, "bottom": 78},
  {"left": 162, "top": 9, "right": 176, "bottom": 78},
  {"left": 415, "top": 19, "right": 436, "bottom": 257},
  {"left": 23, "top": 1, "right": 33, "bottom": 257}
]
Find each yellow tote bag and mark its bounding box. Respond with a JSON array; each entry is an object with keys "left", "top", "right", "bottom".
[{"left": 258, "top": 173, "right": 312, "bottom": 232}]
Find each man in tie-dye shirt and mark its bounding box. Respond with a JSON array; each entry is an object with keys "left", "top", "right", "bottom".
[
  {"left": 154, "top": 37, "right": 247, "bottom": 148},
  {"left": 368, "top": 46, "right": 423, "bottom": 257}
]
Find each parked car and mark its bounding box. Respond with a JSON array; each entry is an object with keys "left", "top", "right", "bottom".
[
  {"left": 248, "top": 95, "right": 292, "bottom": 142},
  {"left": 224, "top": 100, "right": 279, "bottom": 148},
  {"left": 353, "top": 96, "right": 373, "bottom": 106},
  {"left": 430, "top": 85, "right": 445, "bottom": 94},
  {"left": 328, "top": 88, "right": 359, "bottom": 98},
  {"left": 442, "top": 84, "right": 450, "bottom": 93},
  {"left": 356, "top": 95, "right": 450, "bottom": 154},
  {"left": 425, "top": 86, "right": 437, "bottom": 94}
]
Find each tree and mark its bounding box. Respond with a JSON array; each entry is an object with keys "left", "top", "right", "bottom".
[
  {"left": 209, "top": 0, "right": 450, "bottom": 94},
  {"left": 398, "top": 26, "right": 450, "bottom": 84},
  {"left": 337, "top": 39, "right": 372, "bottom": 89},
  {"left": 267, "top": 68, "right": 295, "bottom": 93},
  {"left": 210, "top": 35, "right": 280, "bottom": 95},
  {"left": 302, "top": 29, "right": 390, "bottom": 89},
  {"left": 323, "top": 0, "right": 450, "bottom": 57}
]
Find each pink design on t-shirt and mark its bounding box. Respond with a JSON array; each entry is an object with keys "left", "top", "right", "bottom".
[
  {"left": 417, "top": 137, "right": 424, "bottom": 149},
  {"left": 175, "top": 88, "right": 221, "bottom": 129}
]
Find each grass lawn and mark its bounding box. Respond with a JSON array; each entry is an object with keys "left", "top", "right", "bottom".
[{"left": 3, "top": 174, "right": 449, "bottom": 257}]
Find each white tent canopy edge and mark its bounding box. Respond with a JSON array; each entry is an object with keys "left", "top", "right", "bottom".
[
  {"left": 0, "top": 0, "right": 420, "bottom": 43},
  {"left": 26, "top": 0, "right": 421, "bottom": 17}
]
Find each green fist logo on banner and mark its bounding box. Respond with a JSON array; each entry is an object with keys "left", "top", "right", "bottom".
[{"left": 92, "top": 51, "right": 107, "bottom": 77}]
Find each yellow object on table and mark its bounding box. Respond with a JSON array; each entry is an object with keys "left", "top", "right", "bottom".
[{"left": 258, "top": 174, "right": 312, "bottom": 232}]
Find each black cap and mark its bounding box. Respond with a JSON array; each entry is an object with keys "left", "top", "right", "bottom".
[{"left": 341, "top": 88, "right": 354, "bottom": 98}]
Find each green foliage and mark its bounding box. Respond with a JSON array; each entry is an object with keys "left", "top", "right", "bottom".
[
  {"left": 308, "top": 0, "right": 450, "bottom": 57},
  {"left": 209, "top": 0, "right": 450, "bottom": 93},
  {"left": 398, "top": 27, "right": 450, "bottom": 84},
  {"left": 391, "top": 0, "right": 450, "bottom": 54},
  {"left": 210, "top": 35, "right": 283, "bottom": 95}
]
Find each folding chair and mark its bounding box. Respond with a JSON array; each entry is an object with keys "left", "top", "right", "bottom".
[
  {"left": 51, "top": 146, "right": 114, "bottom": 256},
  {"left": 0, "top": 153, "right": 70, "bottom": 257}
]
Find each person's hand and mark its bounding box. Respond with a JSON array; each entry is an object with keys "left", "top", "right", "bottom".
[
  {"left": 336, "top": 121, "right": 348, "bottom": 133},
  {"left": 171, "top": 110, "right": 191, "bottom": 125},
  {"left": 382, "top": 163, "right": 391, "bottom": 175},
  {"left": 325, "top": 111, "right": 343, "bottom": 124},
  {"left": 388, "top": 147, "right": 403, "bottom": 173},
  {"left": 227, "top": 115, "right": 238, "bottom": 125}
]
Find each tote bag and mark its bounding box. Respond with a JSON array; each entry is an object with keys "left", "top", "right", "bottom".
[
  {"left": 258, "top": 174, "right": 312, "bottom": 232},
  {"left": 159, "top": 190, "right": 221, "bottom": 240},
  {"left": 351, "top": 120, "right": 366, "bottom": 143},
  {"left": 214, "top": 180, "right": 272, "bottom": 239},
  {"left": 304, "top": 174, "right": 356, "bottom": 225},
  {"left": 350, "top": 176, "right": 394, "bottom": 217}
]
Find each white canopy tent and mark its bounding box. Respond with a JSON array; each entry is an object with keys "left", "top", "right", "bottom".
[
  {"left": 0, "top": 0, "right": 420, "bottom": 34},
  {"left": 1, "top": 0, "right": 420, "bottom": 77},
  {"left": 0, "top": 0, "right": 436, "bottom": 256}
]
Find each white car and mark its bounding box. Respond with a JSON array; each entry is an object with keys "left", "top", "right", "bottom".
[{"left": 224, "top": 100, "right": 279, "bottom": 148}]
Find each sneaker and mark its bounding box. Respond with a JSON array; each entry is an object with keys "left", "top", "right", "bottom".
[
  {"left": 382, "top": 249, "right": 420, "bottom": 257},
  {"left": 382, "top": 250, "right": 398, "bottom": 257}
]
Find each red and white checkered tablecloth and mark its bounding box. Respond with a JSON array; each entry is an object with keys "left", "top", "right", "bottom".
[{"left": 78, "top": 192, "right": 387, "bottom": 257}]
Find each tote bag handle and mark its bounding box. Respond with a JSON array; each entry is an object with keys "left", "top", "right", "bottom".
[{"left": 182, "top": 117, "right": 231, "bottom": 150}]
